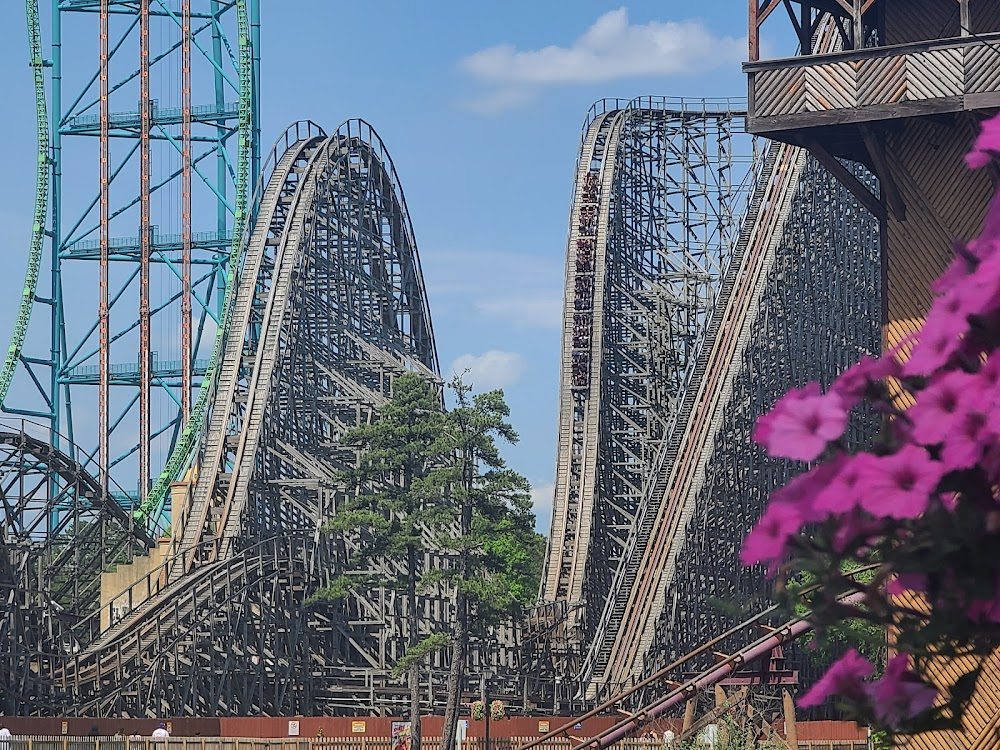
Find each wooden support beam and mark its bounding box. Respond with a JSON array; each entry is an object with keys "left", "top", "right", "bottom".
[
  {"left": 959, "top": 0, "right": 971, "bottom": 35},
  {"left": 783, "top": 689, "right": 799, "bottom": 749},
  {"left": 715, "top": 683, "right": 727, "bottom": 708},
  {"left": 759, "top": 0, "right": 785, "bottom": 25},
  {"left": 860, "top": 125, "right": 906, "bottom": 221},
  {"left": 803, "top": 137, "right": 887, "bottom": 221},
  {"left": 682, "top": 697, "right": 697, "bottom": 733}
]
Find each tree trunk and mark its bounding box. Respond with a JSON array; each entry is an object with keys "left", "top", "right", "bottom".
[
  {"left": 440, "top": 444, "right": 474, "bottom": 750},
  {"left": 408, "top": 542, "right": 422, "bottom": 750},
  {"left": 439, "top": 589, "right": 467, "bottom": 750}
]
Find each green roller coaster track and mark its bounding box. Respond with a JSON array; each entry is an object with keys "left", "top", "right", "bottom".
[
  {"left": 1, "top": 1, "right": 50, "bottom": 408},
  {"left": 140, "top": 0, "right": 254, "bottom": 524},
  {"left": 10, "top": 1, "right": 256, "bottom": 531}
]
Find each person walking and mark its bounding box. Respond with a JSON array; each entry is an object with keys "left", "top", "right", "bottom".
[{"left": 151, "top": 724, "right": 169, "bottom": 740}]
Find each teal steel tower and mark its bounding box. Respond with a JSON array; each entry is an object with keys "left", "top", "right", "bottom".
[{"left": 11, "top": 0, "right": 260, "bottom": 525}]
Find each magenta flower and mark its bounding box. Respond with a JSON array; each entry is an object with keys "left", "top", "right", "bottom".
[
  {"left": 886, "top": 572, "right": 929, "bottom": 596},
  {"left": 941, "top": 409, "right": 988, "bottom": 470},
  {"left": 932, "top": 246, "right": 976, "bottom": 296},
  {"left": 770, "top": 461, "right": 842, "bottom": 523},
  {"left": 857, "top": 445, "right": 946, "bottom": 519},
  {"left": 831, "top": 355, "right": 901, "bottom": 402},
  {"left": 740, "top": 501, "right": 803, "bottom": 567},
  {"left": 981, "top": 189, "right": 1000, "bottom": 242},
  {"left": 908, "top": 370, "right": 978, "bottom": 446},
  {"left": 798, "top": 649, "right": 874, "bottom": 708},
  {"left": 868, "top": 655, "right": 938, "bottom": 727},
  {"left": 831, "top": 510, "right": 884, "bottom": 554},
  {"left": 814, "top": 453, "right": 873, "bottom": 515},
  {"left": 754, "top": 384, "right": 848, "bottom": 462},
  {"left": 902, "top": 312, "right": 967, "bottom": 377},
  {"left": 966, "top": 114, "right": 1000, "bottom": 169}
]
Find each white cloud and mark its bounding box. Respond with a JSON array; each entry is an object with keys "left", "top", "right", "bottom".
[
  {"left": 448, "top": 350, "right": 527, "bottom": 391},
  {"left": 530, "top": 482, "right": 555, "bottom": 534},
  {"left": 459, "top": 8, "right": 744, "bottom": 112}
]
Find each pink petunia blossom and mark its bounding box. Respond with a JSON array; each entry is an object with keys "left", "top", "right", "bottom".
[
  {"left": 966, "top": 113, "right": 1000, "bottom": 170},
  {"left": 940, "top": 409, "right": 989, "bottom": 470},
  {"left": 831, "top": 355, "right": 901, "bottom": 403},
  {"left": 932, "top": 242, "right": 977, "bottom": 296},
  {"left": 770, "top": 460, "right": 843, "bottom": 523},
  {"left": 902, "top": 310, "right": 968, "bottom": 377},
  {"left": 753, "top": 384, "right": 848, "bottom": 462},
  {"left": 831, "top": 509, "right": 884, "bottom": 554},
  {"left": 868, "top": 655, "right": 938, "bottom": 727},
  {"left": 981, "top": 188, "right": 1000, "bottom": 242},
  {"left": 857, "top": 445, "right": 946, "bottom": 520},
  {"left": 908, "top": 370, "right": 980, "bottom": 447},
  {"left": 798, "top": 649, "right": 874, "bottom": 708},
  {"left": 740, "top": 501, "right": 804, "bottom": 567},
  {"left": 814, "top": 453, "right": 874, "bottom": 516},
  {"left": 958, "top": 250, "right": 1000, "bottom": 316},
  {"left": 887, "top": 572, "right": 929, "bottom": 596}
]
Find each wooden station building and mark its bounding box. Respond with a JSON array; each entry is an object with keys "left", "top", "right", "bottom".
[{"left": 746, "top": 2, "right": 1000, "bottom": 748}]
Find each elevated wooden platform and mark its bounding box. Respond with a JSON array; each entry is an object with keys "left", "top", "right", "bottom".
[{"left": 746, "top": 33, "right": 1000, "bottom": 138}]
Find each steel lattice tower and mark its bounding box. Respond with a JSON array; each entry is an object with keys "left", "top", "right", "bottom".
[{"left": 8, "top": 1, "right": 260, "bottom": 526}]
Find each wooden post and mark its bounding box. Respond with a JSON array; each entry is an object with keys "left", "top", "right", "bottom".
[
  {"left": 800, "top": 2, "right": 811, "bottom": 55},
  {"left": 681, "top": 697, "right": 697, "bottom": 733},
  {"left": 749, "top": 0, "right": 759, "bottom": 61},
  {"left": 959, "top": 0, "right": 971, "bottom": 35},
  {"left": 783, "top": 689, "right": 798, "bottom": 750},
  {"left": 852, "top": 0, "right": 863, "bottom": 49},
  {"left": 714, "top": 684, "right": 727, "bottom": 708}
]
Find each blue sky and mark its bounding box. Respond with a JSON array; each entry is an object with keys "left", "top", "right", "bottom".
[{"left": 0, "top": 2, "right": 753, "bottom": 532}]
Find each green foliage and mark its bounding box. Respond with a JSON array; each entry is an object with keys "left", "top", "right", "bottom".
[
  {"left": 315, "top": 372, "right": 451, "bottom": 601},
  {"left": 437, "top": 375, "right": 542, "bottom": 624},
  {"left": 392, "top": 633, "right": 450, "bottom": 677},
  {"left": 785, "top": 560, "right": 886, "bottom": 673},
  {"left": 311, "top": 371, "right": 545, "bottom": 671},
  {"left": 671, "top": 716, "right": 789, "bottom": 750}
]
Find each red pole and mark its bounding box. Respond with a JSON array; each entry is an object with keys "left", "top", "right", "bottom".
[
  {"left": 99, "top": 0, "right": 110, "bottom": 497},
  {"left": 181, "top": 0, "right": 192, "bottom": 426},
  {"left": 139, "top": 0, "right": 151, "bottom": 503}
]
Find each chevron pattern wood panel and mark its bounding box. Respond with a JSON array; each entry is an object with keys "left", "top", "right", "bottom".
[
  {"left": 859, "top": 55, "right": 907, "bottom": 106},
  {"left": 804, "top": 60, "right": 858, "bottom": 111},
  {"left": 754, "top": 40, "right": 1000, "bottom": 119},
  {"left": 966, "top": 44, "right": 1000, "bottom": 95},
  {"left": 906, "top": 48, "right": 963, "bottom": 100},
  {"left": 754, "top": 68, "right": 806, "bottom": 117}
]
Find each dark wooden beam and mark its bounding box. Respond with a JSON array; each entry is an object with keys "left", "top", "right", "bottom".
[
  {"left": 758, "top": 0, "right": 784, "bottom": 26},
  {"left": 860, "top": 125, "right": 905, "bottom": 221},
  {"left": 803, "top": 137, "right": 887, "bottom": 221},
  {"left": 746, "top": 96, "right": 964, "bottom": 134}
]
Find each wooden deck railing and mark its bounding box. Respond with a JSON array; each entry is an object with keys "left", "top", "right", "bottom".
[{"left": 745, "top": 32, "right": 1000, "bottom": 129}]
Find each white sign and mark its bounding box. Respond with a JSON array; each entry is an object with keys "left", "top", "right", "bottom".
[{"left": 288, "top": 721, "right": 300, "bottom": 737}]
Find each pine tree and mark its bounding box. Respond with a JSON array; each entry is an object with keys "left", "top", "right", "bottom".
[
  {"left": 315, "top": 373, "right": 452, "bottom": 750},
  {"left": 438, "top": 377, "right": 543, "bottom": 750}
]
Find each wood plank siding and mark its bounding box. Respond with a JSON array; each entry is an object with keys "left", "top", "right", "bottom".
[{"left": 747, "top": 33, "right": 1000, "bottom": 132}]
